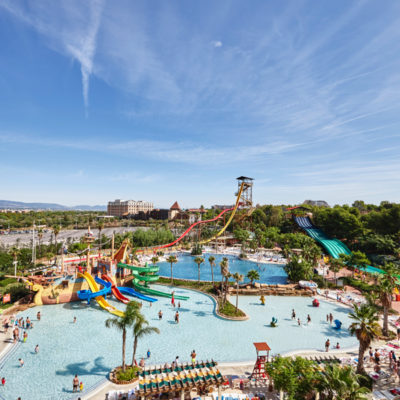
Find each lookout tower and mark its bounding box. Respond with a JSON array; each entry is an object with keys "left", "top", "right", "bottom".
[
  {"left": 236, "top": 176, "right": 254, "bottom": 208},
  {"left": 250, "top": 342, "right": 270, "bottom": 381}
]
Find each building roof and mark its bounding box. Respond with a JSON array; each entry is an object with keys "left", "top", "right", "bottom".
[{"left": 170, "top": 201, "right": 181, "bottom": 210}]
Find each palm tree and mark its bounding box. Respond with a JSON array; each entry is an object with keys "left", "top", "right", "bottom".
[
  {"left": 131, "top": 311, "right": 160, "bottom": 366},
  {"left": 317, "top": 364, "right": 370, "bottom": 400},
  {"left": 9, "top": 246, "right": 20, "bottom": 276},
  {"left": 37, "top": 227, "right": 43, "bottom": 258},
  {"left": 208, "top": 256, "right": 216, "bottom": 285},
  {"left": 232, "top": 272, "right": 244, "bottom": 312},
  {"left": 105, "top": 302, "right": 137, "bottom": 371},
  {"left": 166, "top": 255, "right": 178, "bottom": 284},
  {"left": 340, "top": 251, "right": 370, "bottom": 278},
  {"left": 52, "top": 225, "right": 61, "bottom": 263},
  {"left": 151, "top": 256, "right": 159, "bottom": 266},
  {"left": 194, "top": 257, "right": 205, "bottom": 283},
  {"left": 349, "top": 304, "right": 380, "bottom": 373},
  {"left": 377, "top": 264, "right": 397, "bottom": 336},
  {"left": 97, "top": 221, "right": 105, "bottom": 253},
  {"left": 329, "top": 258, "right": 344, "bottom": 283},
  {"left": 219, "top": 258, "right": 230, "bottom": 305},
  {"left": 246, "top": 269, "right": 260, "bottom": 286}
]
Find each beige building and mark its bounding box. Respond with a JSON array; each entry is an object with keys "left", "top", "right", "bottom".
[{"left": 107, "top": 199, "right": 154, "bottom": 217}]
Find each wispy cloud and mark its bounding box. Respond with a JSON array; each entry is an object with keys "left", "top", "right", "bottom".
[
  {"left": 0, "top": 0, "right": 105, "bottom": 112},
  {"left": 212, "top": 41, "right": 222, "bottom": 48}
]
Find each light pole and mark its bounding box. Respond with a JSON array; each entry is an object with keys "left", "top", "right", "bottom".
[{"left": 13, "top": 260, "right": 18, "bottom": 277}]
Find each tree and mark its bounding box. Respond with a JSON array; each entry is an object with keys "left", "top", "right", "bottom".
[
  {"left": 166, "top": 255, "right": 178, "bottom": 284},
  {"left": 349, "top": 304, "right": 380, "bottom": 373},
  {"left": 97, "top": 221, "right": 105, "bottom": 252},
  {"left": 219, "top": 258, "right": 230, "bottom": 305},
  {"left": 265, "top": 356, "right": 319, "bottom": 400},
  {"left": 232, "top": 272, "right": 244, "bottom": 312},
  {"left": 340, "top": 251, "right": 370, "bottom": 278},
  {"left": 52, "top": 225, "right": 61, "bottom": 263},
  {"left": 151, "top": 256, "right": 159, "bottom": 266},
  {"left": 105, "top": 303, "right": 137, "bottom": 371},
  {"left": 284, "top": 255, "right": 313, "bottom": 282},
  {"left": 376, "top": 264, "right": 397, "bottom": 336},
  {"left": 194, "top": 256, "right": 205, "bottom": 283},
  {"left": 37, "top": 227, "right": 44, "bottom": 258},
  {"left": 329, "top": 258, "right": 345, "bottom": 283},
  {"left": 317, "top": 364, "right": 370, "bottom": 400},
  {"left": 131, "top": 308, "right": 160, "bottom": 366},
  {"left": 8, "top": 246, "right": 20, "bottom": 276},
  {"left": 246, "top": 269, "right": 260, "bottom": 286},
  {"left": 208, "top": 256, "right": 216, "bottom": 285}
]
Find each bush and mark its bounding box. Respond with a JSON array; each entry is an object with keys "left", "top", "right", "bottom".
[
  {"left": 0, "top": 277, "right": 17, "bottom": 287},
  {"left": 1, "top": 283, "right": 30, "bottom": 302},
  {"left": 218, "top": 299, "right": 246, "bottom": 317},
  {"left": 116, "top": 366, "right": 141, "bottom": 382}
]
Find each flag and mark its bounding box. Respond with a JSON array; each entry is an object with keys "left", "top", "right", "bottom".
[{"left": 3, "top": 293, "right": 10, "bottom": 304}]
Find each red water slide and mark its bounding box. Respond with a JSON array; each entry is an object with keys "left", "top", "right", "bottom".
[
  {"left": 101, "top": 274, "right": 130, "bottom": 304},
  {"left": 137, "top": 206, "right": 235, "bottom": 253}
]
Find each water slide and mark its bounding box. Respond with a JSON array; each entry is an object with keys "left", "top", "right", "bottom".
[
  {"left": 78, "top": 272, "right": 124, "bottom": 317},
  {"left": 293, "top": 216, "right": 351, "bottom": 259},
  {"left": 136, "top": 182, "right": 246, "bottom": 252},
  {"left": 117, "top": 262, "right": 189, "bottom": 300},
  {"left": 100, "top": 274, "right": 157, "bottom": 303}
]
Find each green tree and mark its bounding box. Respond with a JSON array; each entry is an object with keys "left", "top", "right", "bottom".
[
  {"left": 105, "top": 303, "right": 137, "bottom": 371},
  {"left": 166, "top": 255, "right": 178, "bottom": 284},
  {"left": 265, "top": 356, "right": 319, "bottom": 400},
  {"left": 97, "top": 221, "right": 105, "bottom": 252},
  {"left": 349, "top": 304, "right": 380, "bottom": 374},
  {"left": 151, "top": 256, "right": 159, "bottom": 266},
  {"left": 52, "top": 225, "right": 61, "bottom": 262},
  {"left": 246, "top": 269, "right": 260, "bottom": 286},
  {"left": 284, "top": 255, "right": 313, "bottom": 282},
  {"left": 194, "top": 256, "right": 205, "bottom": 283},
  {"left": 208, "top": 256, "right": 216, "bottom": 285},
  {"left": 219, "top": 258, "right": 230, "bottom": 305},
  {"left": 317, "top": 364, "right": 370, "bottom": 400},
  {"left": 340, "top": 251, "right": 370, "bottom": 278},
  {"left": 376, "top": 264, "right": 397, "bottom": 336},
  {"left": 8, "top": 246, "right": 20, "bottom": 276},
  {"left": 329, "top": 258, "right": 345, "bottom": 283},
  {"left": 232, "top": 272, "right": 244, "bottom": 312},
  {"left": 131, "top": 307, "right": 160, "bottom": 366}
]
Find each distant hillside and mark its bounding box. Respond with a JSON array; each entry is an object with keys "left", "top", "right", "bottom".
[{"left": 0, "top": 200, "right": 106, "bottom": 211}]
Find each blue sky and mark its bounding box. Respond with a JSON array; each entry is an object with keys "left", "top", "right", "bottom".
[{"left": 0, "top": 0, "right": 400, "bottom": 208}]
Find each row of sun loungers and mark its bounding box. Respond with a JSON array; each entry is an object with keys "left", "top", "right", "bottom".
[{"left": 139, "top": 360, "right": 218, "bottom": 377}]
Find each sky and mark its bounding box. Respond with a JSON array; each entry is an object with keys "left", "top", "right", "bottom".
[{"left": 0, "top": 0, "right": 400, "bottom": 208}]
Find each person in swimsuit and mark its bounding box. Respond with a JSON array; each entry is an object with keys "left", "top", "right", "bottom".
[
  {"left": 158, "top": 310, "right": 163, "bottom": 320},
  {"left": 175, "top": 311, "right": 179, "bottom": 323},
  {"left": 73, "top": 375, "right": 79, "bottom": 392}
]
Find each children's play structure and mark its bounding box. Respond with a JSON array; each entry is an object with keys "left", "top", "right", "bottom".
[{"left": 29, "top": 177, "right": 254, "bottom": 318}]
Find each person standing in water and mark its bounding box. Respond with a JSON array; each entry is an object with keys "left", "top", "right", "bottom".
[
  {"left": 307, "top": 315, "right": 311, "bottom": 324},
  {"left": 37, "top": 311, "right": 41, "bottom": 321},
  {"left": 35, "top": 344, "right": 39, "bottom": 353},
  {"left": 175, "top": 311, "right": 180, "bottom": 324},
  {"left": 291, "top": 309, "right": 296, "bottom": 320},
  {"left": 158, "top": 310, "right": 163, "bottom": 320}
]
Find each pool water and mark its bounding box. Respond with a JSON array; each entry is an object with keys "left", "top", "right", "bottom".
[
  {"left": 157, "top": 253, "right": 287, "bottom": 284},
  {"left": 0, "top": 287, "right": 357, "bottom": 400}
]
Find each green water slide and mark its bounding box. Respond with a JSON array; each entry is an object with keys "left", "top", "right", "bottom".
[
  {"left": 294, "top": 217, "right": 351, "bottom": 259},
  {"left": 117, "top": 262, "right": 189, "bottom": 300}
]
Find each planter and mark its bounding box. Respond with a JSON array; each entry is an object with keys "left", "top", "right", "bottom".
[{"left": 109, "top": 366, "right": 141, "bottom": 385}]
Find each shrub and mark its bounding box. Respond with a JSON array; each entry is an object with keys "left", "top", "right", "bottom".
[{"left": 116, "top": 366, "right": 141, "bottom": 382}]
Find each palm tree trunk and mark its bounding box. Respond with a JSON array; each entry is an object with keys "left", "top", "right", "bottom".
[
  {"left": 356, "top": 343, "right": 366, "bottom": 374},
  {"left": 383, "top": 304, "right": 389, "bottom": 337},
  {"left": 211, "top": 265, "right": 214, "bottom": 285},
  {"left": 236, "top": 283, "right": 239, "bottom": 312},
  {"left": 132, "top": 336, "right": 138, "bottom": 367},
  {"left": 122, "top": 328, "right": 126, "bottom": 371}
]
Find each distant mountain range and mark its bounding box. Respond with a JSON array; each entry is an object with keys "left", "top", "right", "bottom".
[{"left": 0, "top": 200, "right": 106, "bottom": 211}]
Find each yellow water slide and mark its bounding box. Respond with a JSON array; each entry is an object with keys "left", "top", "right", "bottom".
[
  {"left": 199, "top": 182, "right": 245, "bottom": 245},
  {"left": 78, "top": 272, "right": 124, "bottom": 317}
]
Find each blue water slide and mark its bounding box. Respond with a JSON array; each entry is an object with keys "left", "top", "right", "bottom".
[
  {"left": 77, "top": 277, "right": 112, "bottom": 304},
  {"left": 118, "top": 286, "right": 158, "bottom": 303}
]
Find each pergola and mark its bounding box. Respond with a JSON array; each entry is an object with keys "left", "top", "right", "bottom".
[{"left": 137, "top": 360, "right": 225, "bottom": 400}]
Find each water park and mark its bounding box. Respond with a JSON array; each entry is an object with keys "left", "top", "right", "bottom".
[{"left": 0, "top": 177, "right": 400, "bottom": 400}]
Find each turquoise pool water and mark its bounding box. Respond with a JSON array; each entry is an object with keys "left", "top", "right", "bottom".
[
  {"left": 0, "top": 287, "right": 357, "bottom": 400},
  {"left": 157, "top": 253, "right": 287, "bottom": 284}
]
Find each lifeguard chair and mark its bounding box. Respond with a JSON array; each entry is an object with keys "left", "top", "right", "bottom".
[{"left": 250, "top": 342, "right": 271, "bottom": 381}]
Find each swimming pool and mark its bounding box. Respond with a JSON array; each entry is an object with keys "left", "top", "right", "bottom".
[
  {"left": 0, "top": 287, "right": 357, "bottom": 400},
  {"left": 157, "top": 253, "right": 287, "bottom": 284}
]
